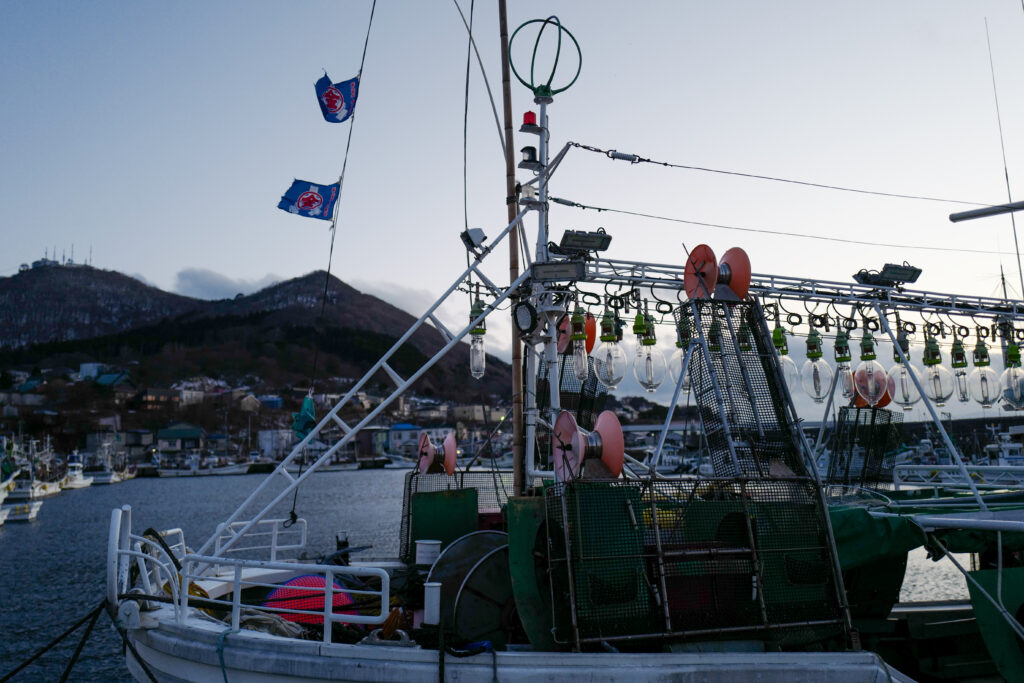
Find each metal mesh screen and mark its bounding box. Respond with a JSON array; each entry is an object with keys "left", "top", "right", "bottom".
[
  {"left": 827, "top": 407, "right": 903, "bottom": 485},
  {"left": 685, "top": 301, "right": 808, "bottom": 479},
  {"left": 543, "top": 478, "right": 845, "bottom": 648},
  {"left": 399, "top": 470, "right": 515, "bottom": 562},
  {"left": 537, "top": 354, "right": 607, "bottom": 431}
]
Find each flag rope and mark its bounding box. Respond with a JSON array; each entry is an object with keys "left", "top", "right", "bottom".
[{"left": 311, "top": 0, "right": 379, "bottom": 392}]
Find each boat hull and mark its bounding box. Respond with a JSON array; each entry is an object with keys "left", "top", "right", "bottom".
[
  {"left": 8, "top": 479, "right": 64, "bottom": 501},
  {"left": 3, "top": 500, "right": 43, "bottom": 522},
  {"left": 123, "top": 609, "right": 909, "bottom": 683}
]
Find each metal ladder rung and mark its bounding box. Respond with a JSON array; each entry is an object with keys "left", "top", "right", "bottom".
[
  {"left": 381, "top": 362, "right": 405, "bottom": 387},
  {"left": 331, "top": 414, "right": 352, "bottom": 434}
]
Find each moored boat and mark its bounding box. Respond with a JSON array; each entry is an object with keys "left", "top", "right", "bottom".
[{"left": 100, "top": 11, "right": 1024, "bottom": 683}]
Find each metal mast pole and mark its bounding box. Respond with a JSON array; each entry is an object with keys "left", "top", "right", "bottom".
[{"left": 498, "top": 0, "right": 525, "bottom": 496}]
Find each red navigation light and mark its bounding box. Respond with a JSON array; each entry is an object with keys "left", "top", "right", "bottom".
[{"left": 523, "top": 111, "right": 537, "bottom": 126}]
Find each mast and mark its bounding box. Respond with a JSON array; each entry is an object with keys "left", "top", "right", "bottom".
[{"left": 498, "top": 0, "right": 525, "bottom": 495}]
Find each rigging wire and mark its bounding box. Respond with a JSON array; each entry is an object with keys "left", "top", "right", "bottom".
[
  {"left": 569, "top": 142, "right": 994, "bottom": 207},
  {"left": 452, "top": 0, "right": 507, "bottom": 161},
  {"left": 552, "top": 196, "right": 1020, "bottom": 257},
  {"left": 984, "top": 18, "right": 1024, "bottom": 299},
  {"left": 310, "top": 0, "right": 378, "bottom": 390}
]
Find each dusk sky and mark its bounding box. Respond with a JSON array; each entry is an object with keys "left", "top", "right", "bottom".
[{"left": 5, "top": 1, "right": 1024, "bottom": 419}]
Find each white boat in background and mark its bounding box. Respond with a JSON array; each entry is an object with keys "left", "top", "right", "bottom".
[
  {"left": 159, "top": 453, "right": 250, "bottom": 477},
  {"left": 8, "top": 473, "right": 65, "bottom": 501},
  {"left": 0, "top": 469, "right": 19, "bottom": 515},
  {"left": 3, "top": 500, "right": 43, "bottom": 522},
  {"left": 62, "top": 451, "right": 94, "bottom": 490},
  {"left": 0, "top": 506, "right": 9, "bottom": 527},
  {"left": 6, "top": 437, "right": 66, "bottom": 501},
  {"left": 89, "top": 436, "right": 130, "bottom": 485}
]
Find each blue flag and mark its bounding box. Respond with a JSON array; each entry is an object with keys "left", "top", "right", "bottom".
[
  {"left": 277, "top": 180, "right": 340, "bottom": 221},
  {"left": 315, "top": 74, "right": 359, "bottom": 123}
]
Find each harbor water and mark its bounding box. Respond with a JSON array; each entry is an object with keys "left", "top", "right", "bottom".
[
  {"left": 0, "top": 469, "right": 407, "bottom": 681},
  {"left": 0, "top": 470, "right": 969, "bottom": 681}
]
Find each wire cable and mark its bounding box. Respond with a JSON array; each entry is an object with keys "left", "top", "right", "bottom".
[
  {"left": 311, "top": 0, "right": 378, "bottom": 391},
  {"left": 569, "top": 142, "right": 994, "bottom": 207},
  {"left": 452, "top": 0, "right": 506, "bottom": 160},
  {"left": 552, "top": 196, "right": 1020, "bottom": 257}
]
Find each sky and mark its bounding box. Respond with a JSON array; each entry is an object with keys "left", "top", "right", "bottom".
[{"left": 5, "top": 1, "right": 1024, "bottom": 421}]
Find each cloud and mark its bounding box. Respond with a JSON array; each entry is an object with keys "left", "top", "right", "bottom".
[
  {"left": 173, "top": 268, "right": 281, "bottom": 300},
  {"left": 351, "top": 279, "right": 514, "bottom": 362},
  {"left": 129, "top": 272, "right": 157, "bottom": 287}
]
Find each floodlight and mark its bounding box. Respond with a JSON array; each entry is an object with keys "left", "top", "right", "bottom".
[
  {"left": 513, "top": 301, "right": 538, "bottom": 334},
  {"left": 460, "top": 228, "right": 487, "bottom": 252},
  {"left": 852, "top": 262, "right": 921, "bottom": 288},
  {"left": 558, "top": 228, "right": 612, "bottom": 252},
  {"left": 532, "top": 260, "right": 586, "bottom": 281}
]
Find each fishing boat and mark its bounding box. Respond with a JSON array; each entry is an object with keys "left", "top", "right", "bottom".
[
  {"left": 158, "top": 453, "right": 250, "bottom": 477},
  {"left": 3, "top": 500, "right": 43, "bottom": 522},
  {"left": 62, "top": 451, "right": 94, "bottom": 490},
  {"left": 7, "top": 438, "right": 65, "bottom": 502},
  {"left": 88, "top": 436, "right": 130, "bottom": 485},
  {"left": 101, "top": 13, "right": 1024, "bottom": 683}
]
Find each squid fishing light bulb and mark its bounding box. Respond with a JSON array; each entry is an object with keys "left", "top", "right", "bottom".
[
  {"left": 593, "top": 310, "right": 626, "bottom": 390},
  {"left": 921, "top": 337, "right": 954, "bottom": 406},
  {"left": 968, "top": 339, "right": 999, "bottom": 408},
  {"left": 853, "top": 330, "right": 887, "bottom": 406},
  {"left": 800, "top": 329, "right": 834, "bottom": 403},
  {"left": 569, "top": 307, "right": 589, "bottom": 381},
  {"left": 668, "top": 313, "right": 693, "bottom": 392},
  {"left": 1000, "top": 341, "right": 1024, "bottom": 410},
  {"left": 950, "top": 338, "right": 970, "bottom": 403},
  {"left": 772, "top": 323, "right": 799, "bottom": 392},
  {"left": 469, "top": 298, "right": 486, "bottom": 380},
  {"left": 834, "top": 329, "right": 855, "bottom": 399},
  {"left": 632, "top": 314, "right": 666, "bottom": 393},
  {"left": 887, "top": 330, "right": 922, "bottom": 411}
]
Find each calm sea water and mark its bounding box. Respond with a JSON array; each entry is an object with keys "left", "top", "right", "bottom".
[
  {"left": 0, "top": 469, "right": 408, "bottom": 682},
  {"left": 0, "top": 471, "right": 969, "bottom": 682}
]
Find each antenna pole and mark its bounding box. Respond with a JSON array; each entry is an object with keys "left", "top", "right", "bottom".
[{"left": 498, "top": 0, "right": 526, "bottom": 495}]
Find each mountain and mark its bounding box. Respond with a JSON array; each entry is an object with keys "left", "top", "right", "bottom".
[
  {"left": 0, "top": 265, "right": 511, "bottom": 399},
  {"left": 0, "top": 265, "right": 202, "bottom": 348}
]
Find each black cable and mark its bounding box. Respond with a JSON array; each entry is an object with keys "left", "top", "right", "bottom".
[
  {"left": 104, "top": 603, "right": 160, "bottom": 683},
  {"left": 59, "top": 603, "right": 103, "bottom": 683},
  {"left": 570, "top": 142, "right": 993, "bottom": 207},
  {"left": 0, "top": 601, "right": 106, "bottom": 682},
  {"left": 553, "top": 196, "right": 1019, "bottom": 257},
  {"left": 462, "top": 0, "right": 474, "bottom": 235}
]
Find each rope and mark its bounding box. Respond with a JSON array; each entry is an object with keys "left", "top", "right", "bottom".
[
  {"left": 1, "top": 601, "right": 108, "bottom": 683},
  {"left": 552, "top": 196, "right": 1021, "bottom": 257},
  {"left": 311, "top": 0, "right": 378, "bottom": 390},
  {"left": 569, "top": 141, "right": 994, "bottom": 207},
  {"left": 105, "top": 601, "right": 160, "bottom": 683},
  {"left": 59, "top": 604, "right": 103, "bottom": 683},
  {"left": 217, "top": 628, "right": 234, "bottom": 683}
]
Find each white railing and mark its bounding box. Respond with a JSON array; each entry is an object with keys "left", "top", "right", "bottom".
[
  {"left": 180, "top": 555, "right": 390, "bottom": 641},
  {"left": 893, "top": 464, "right": 1024, "bottom": 490},
  {"left": 108, "top": 505, "right": 390, "bottom": 643},
  {"left": 214, "top": 518, "right": 308, "bottom": 561}
]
